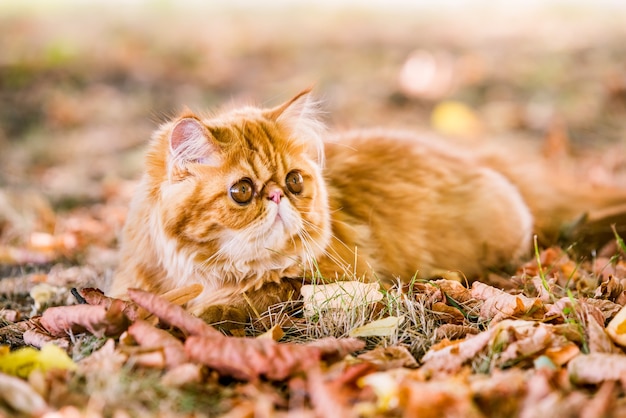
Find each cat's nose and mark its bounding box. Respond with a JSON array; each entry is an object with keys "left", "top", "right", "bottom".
[{"left": 268, "top": 189, "right": 283, "bottom": 204}]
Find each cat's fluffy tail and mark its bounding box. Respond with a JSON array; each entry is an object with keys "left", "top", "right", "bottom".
[{"left": 477, "top": 145, "right": 626, "bottom": 251}]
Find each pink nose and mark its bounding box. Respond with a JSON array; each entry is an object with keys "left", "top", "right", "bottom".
[{"left": 268, "top": 189, "right": 283, "bottom": 204}]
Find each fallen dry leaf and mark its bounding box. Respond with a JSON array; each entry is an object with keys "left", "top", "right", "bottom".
[
  {"left": 303, "top": 337, "right": 365, "bottom": 362},
  {"left": 78, "top": 339, "right": 126, "bottom": 374},
  {"left": 77, "top": 287, "right": 139, "bottom": 321},
  {"left": 431, "top": 302, "right": 466, "bottom": 324},
  {"left": 434, "top": 324, "right": 480, "bottom": 341},
  {"left": 421, "top": 328, "right": 494, "bottom": 375},
  {"left": 349, "top": 316, "right": 404, "bottom": 338},
  {"left": 567, "top": 353, "right": 626, "bottom": 385},
  {"left": 127, "top": 288, "right": 219, "bottom": 337},
  {"left": 470, "top": 368, "right": 527, "bottom": 415},
  {"left": 495, "top": 321, "right": 565, "bottom": 367},
  {"left": 185, "top": 335, "right": 320, "bottom": 381},
  {"left": 0, "top": 371, "right": 49, "bottom": 416},
  {"left": 594, "top": 275, "right": 624, "bottom": 301},
  {"left": 127, "top": 320, "right": 187, "bottom": 369},
  {"left": 22, "top": 328, "right": 70, "bottom": 350},
  {"left": 579, "top": 380, "right": 616, "bottom": 418},
  {"left": 307, "top": 367, "right": 358, "bottom": 418},
  {"left": 0, "top": 344, "right": 76, "bottom": 378},
  {"left": 39, "top": 299, "right": 130, "bottom": 338},
  {"left": 432, "top": 279, "right": 474, "bottom": 304},
  {"left": 543, "top": 343, "right": 580, "bottom": 367},
  {"left": 301, "top": 281, "right": 382, "bottom": 317},
  {"left": 583, "top": 298, "right": 622, "bottom": 322},
  {"left": 472, "top": 282, "right": 545, "bottom": 322},
  {"left": 161, "top": 363, "right": 204, "bottom": 387},
  {"left": 400, "top": 377, "right": 484, "bottom": 418},
  {"left": 359, "top": 368, "right": 409, "bottom": 412},
  {"left": 357, "top": 346, "right": 418, "bottom": 370}
]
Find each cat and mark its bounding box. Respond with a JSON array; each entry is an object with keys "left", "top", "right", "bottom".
[{"left": 107, "top": 89, "right": 626, "bottom": 325}]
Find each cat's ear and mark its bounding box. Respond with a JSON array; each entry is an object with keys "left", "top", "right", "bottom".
[
  {"left": 266, "top": 88, "right": 326, "bottom": 165},
  {"left": 169, "top": 117, "right": 221, "bottom": 167}
]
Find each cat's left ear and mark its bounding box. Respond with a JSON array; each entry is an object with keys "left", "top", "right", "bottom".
[
  {"left": 168, "top": 117, "right": 221, "bottom": 167},
  {"left": 266, "top": 88, "right": 326, "bottom": 165}
]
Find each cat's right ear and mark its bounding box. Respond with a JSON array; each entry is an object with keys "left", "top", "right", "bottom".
[{"left": 169, "top": 117, "right": 221, "bottom": 167}]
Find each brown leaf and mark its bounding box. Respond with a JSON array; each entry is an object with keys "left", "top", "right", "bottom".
[
  {"left": 79, "top": 339, "right": 126, "bottom": 374},
  {"left": 127, "top": 320, "right": 187, "bottom": 369},
  {"left": 185, "top": 335, "right": 321, "bottom": 381},
  {"left": 584, "top": 309, "right": 620, "bottom": 354},
  {"left": 432, "top": 279, "right": 474, "bottom": 304},
  {"left": 470, "top": 369, "right": 527, "bottom": 415},
  {"left": 568, "top": 353, "right": 626, "bottom": 384},
  {"left": 304, "top": 337, "right": 365, "bottom": 362},
  {"left": 434, "top": 324, "right": 480, "bottom": 341},
  {"left": 584, "top": 298, "right": 622, "bottom": 321},
  {"left": 421, "top": 328, "right": 494, "bottom": 375},
  {"left": 358, "top": 346, "right": 418, "bottom": 370},
  {"left": 77, "top": 287, "right": 110, "bottom": 305},
  {"left": 472, "top": 282, "right": 544, "bottom": 322},
  {"left": 432, "top": 302, "right": 466, "bottom": 323},
  {"left": 22, "top": 329, "right": 70, "bottom": 351},
  {"left": 127, "top": 288, "right": 219, "bottom": 337},
  {"left": 78, "top": 287, "right": 138, "bottom": 321},
  {"left": 594, "top": 275, "right": 624, "bottom": 301},
  {"left": 0, "top": 372, "right": 50, "bottom": 416},
  {"left": 495, "top": 321, "right": 563, "bottom": 367},
  {"left": 161, "top": 363, "right": 203, "bottom": 387},
  {"left": 307, "top": 367, "right": 357, "bottom": 418},
  {"left": 39, "top": 299, "right": 130, "bottom": 338},
  {"left": 580, "top": 381, "right": 616, "bottom": 418},
  {"left": 399, "top": 378, "right": 484, "bottom": 418}
]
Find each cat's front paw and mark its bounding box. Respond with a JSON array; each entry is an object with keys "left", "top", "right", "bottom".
[{"left": 197, "top": 304, "right": 247, "bottom": 333}]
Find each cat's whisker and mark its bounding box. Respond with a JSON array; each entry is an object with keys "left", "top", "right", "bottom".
[
  {"left": 297, "top": 226, "right": 350, "bottom": 277},
  {"left": 300, "top": 217, "right": 356, "bottom": 257}
]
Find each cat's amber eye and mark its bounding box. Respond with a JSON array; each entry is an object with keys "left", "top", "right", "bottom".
[
  {"left": 229, "top": 178, "right": 254, "bottom": 205},
  {"left": 285, "top": 171, "right": 303, "bottom": 194}
]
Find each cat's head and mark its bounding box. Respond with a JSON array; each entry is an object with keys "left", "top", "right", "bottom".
[{"left": 146, "top": 89, "right": 330, "bottom": 279}]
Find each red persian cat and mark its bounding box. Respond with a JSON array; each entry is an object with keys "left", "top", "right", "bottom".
[{"left": 108, "top": 89, "right": 626, "bottom": 323}]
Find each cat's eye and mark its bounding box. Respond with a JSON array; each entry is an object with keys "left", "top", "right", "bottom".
[
  {"left": 285, "top": 171, "right": 303, "bottom": 194},
  {"left": 229, "top": 178, "right": 254, "bottom": 205}
]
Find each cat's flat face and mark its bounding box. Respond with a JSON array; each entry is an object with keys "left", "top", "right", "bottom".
[{"left": 148, "top": 93, "right": 330, "bottom": 280}]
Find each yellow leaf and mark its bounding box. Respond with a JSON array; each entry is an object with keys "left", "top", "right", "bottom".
[
  {"left": 349, "top": 316, "right": 404, "bottom": 337},
  {"left": 0, "top": 343, "right": 77, "bottom": 378},
  {"left": 431, "top": 100, "right": 482, "bottom": 139}
]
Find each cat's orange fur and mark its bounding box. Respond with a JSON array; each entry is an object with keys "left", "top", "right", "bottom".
[{"left": 108, "top": 89, "right": 626, "bottom": 322}]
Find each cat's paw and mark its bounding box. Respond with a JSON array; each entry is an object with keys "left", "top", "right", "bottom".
[{"left": 198, "top": 304, "right": 247, "bottom": 333}]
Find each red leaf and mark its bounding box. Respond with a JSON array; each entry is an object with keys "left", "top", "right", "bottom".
[
  {"left": 185, "top": 335, "right": 321, "bottom": 381},
  {"left": 40, "top": 299, "right": 130, "bottom": 337},
  {"left": 127, "top": 320, "right": 187, "bottom": 369},
  {"left": 78, "top": 288, "right": 138, "bottom": 321},
  {"left": 127, "top": 288, "right": 219, "bottom": 337}
]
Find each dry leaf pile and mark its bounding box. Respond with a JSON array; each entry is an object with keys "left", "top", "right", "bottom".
[{"left": 2, "top": 244, "right": 626, "bottom": 416}]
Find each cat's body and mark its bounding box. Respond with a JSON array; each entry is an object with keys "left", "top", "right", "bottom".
[{"left": 108, "top": 90, "right": 626, "bottom": 321}]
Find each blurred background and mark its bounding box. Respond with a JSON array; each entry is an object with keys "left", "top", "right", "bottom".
[{"left": 2, "top": 0, "right": 626, "bottom": 272}]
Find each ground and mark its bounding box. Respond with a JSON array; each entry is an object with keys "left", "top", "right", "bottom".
[{"left": 2, "top": 1, "right": 626, "bottom": 417}]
